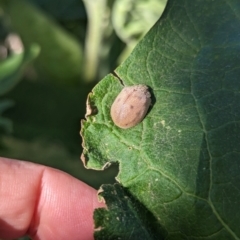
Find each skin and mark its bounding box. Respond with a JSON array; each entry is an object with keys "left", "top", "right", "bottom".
[{"left": 0, "top": 157, "right": 105, "bottom": 240}]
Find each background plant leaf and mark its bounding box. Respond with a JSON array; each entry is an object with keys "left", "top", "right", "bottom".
[
  {"left": 0, "top": 54, "right": 23, "bottom": 87},
  {"left": 0, "top": 44, "right": 40, "bottom": 96},
  {"left": 81, "top": 0, "right": 240, "bottom": 238},
  {"left": 112, "top": 0, "right": 167, "bottom": 62},
  {"left": 0, "top": 44, "right": 39, "bottom": 134},
  {"left": 2, "top": 0, "right": 83, "bottom": 84},
  {"left": 27, "top": 0, "right": 86, "bottom": 20}
]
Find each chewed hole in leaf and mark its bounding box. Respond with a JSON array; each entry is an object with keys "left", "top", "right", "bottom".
[{"left": 85, "top": 92, "right": 98, "bottom": 117}]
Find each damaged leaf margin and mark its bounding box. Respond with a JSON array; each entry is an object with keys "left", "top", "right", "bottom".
[{"left": 80, "top": 0, "right": 240, "bottom": 239}]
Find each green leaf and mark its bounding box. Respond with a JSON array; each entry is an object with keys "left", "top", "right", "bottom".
[{"left": 81, "top": 0, "right": 240, "bottom": 239}]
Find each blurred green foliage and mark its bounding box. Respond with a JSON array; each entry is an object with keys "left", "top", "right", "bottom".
[
  {"left": 0, "top": 1, "right": 166, "bottom": 238},
  {"left": 2, "top": 0, "right": 83, "bottom": 84},
  {"left": 0, "top": 43, "right": 40, "bottom": 133}
]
